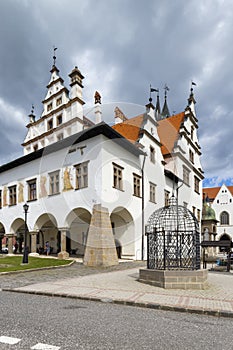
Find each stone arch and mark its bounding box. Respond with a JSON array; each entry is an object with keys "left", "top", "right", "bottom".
[
  {"left": 110, "top": 207, "right": 135, "bottom": 258},
  {"left": 219, "top": 233, "right": 232, "bottom": 252},
  {"left": 34, "top": 213, "right": 58, "bottom": 254},
  {"left": 65, "top": 208, "right": 91, "bottom": 255},
  {"left": 10, "top": 218, "right": 27, "bottom": 254}
]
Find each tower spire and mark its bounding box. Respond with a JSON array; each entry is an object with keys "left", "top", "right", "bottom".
[
  {"left": 161, "top": 84, "right": 170, "bottom": 118},
  {"left": 186, "top": 81, "right": 197, "bottom": 117}
]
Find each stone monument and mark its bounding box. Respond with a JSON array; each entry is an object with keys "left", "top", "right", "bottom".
[{"left": 83, "top": 204, "right": 119, "bottom": 267}]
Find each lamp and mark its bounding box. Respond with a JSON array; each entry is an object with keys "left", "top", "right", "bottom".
[{"left": 22, "top": 203, "right": 29, "bottom": 264}]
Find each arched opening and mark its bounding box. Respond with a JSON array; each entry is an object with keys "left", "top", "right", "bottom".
[
  {"left": 65, "top": 208, "right": 91, "bottom": 256},
  {"left": 110, "top": 207, "right": 135, "bottom": 258},
  {"left": 219, "top": 233, "right": 232, "bottom": 252},
  {"left": 10, "top": 218, "right": 27, "bottom": 253},
  {"left": 35, "top": 213, "right": 58, "bottom": 254}
]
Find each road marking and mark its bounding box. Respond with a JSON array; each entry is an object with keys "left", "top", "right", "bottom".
[
  {"left": 0, "top": 336, "right": 21, "bottom": 344},
  {"left": 31, "top": 343, "right": 60, "bottom": 349}
]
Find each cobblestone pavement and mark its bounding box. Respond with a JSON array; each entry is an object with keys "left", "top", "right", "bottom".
[
  {"left": 0, "top": 260, "right": 146, "bottom": 289},
  {"left": 2, "top": 260, "right": 233, "bottom": 318}
]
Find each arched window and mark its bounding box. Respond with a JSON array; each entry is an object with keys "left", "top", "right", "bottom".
[{"left": 220, "top": 211, "right": 229, "bottom": 225}]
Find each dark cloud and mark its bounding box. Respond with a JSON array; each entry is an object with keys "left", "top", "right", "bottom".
[{"left": 0, "top": 0, "right": 232, "bottom": 186}]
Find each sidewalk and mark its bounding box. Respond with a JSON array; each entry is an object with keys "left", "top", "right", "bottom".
[{"left": 3, "top": 265, "right": 233, "bottom": 318}]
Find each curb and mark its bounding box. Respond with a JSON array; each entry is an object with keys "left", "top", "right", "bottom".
[
  {"left": 0, "top": 260, "right": 75, "bottom": 275},
  {"left": 2, "top": 288, "right": 233, "bottom": 319}
]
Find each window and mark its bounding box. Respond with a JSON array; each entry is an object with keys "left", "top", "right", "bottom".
[
  {"left": 47, "top": 103, "right": 52, "bottom": 112},
  {"left": 75, "top": 162, "right": 89, "bottom": 189},
  {"left": 220, "top": 211, "right": 229, "bottom": 225},
  {"left": 56, "top": 97, "right": 62, "bottom": 106},
  {"left": 189, "top": 149, "right": 194, "bottom": 163},
  {"left": 149, "top": 183, "right": 156, "bottom": 203},
  {"left": 192, "top": 206, "right": 196, "bottom": 217},
  {"left": 48, "top": 119, "right": 53, "bottom": 130},
  {"left": 183, "top": 201, "right": 188, "bottom": 209},
  {"left": 191, "top": 126, "right": 194, "bottom": 140},
  {"left": 9, "top": 185, "right": 17, "bottom": 206},
  {"left": 57, "top": 133, "right": 63, "bottom": 141},
  {"left": 49, "top": 171, "right": 60, "bottom": 195},
  {"left": 33, "top": 144, "right": 38, "bottom": 152},
  {"left": 194, "top": 176, "right": 200, "bottom": 193},
  {"left": 113, "top": 163, "right": 123, "bottom": 190},
  {"left": 133, "top": 174, "right": 141, "bottom": 197},
  {"left": 0, "top": 190, "right": 2, "bottom": 209},
  {"left": 57, "top": 114, "right": 62, "bottom": 126},
  {"left": 27, "top": 179, "right": 37, "bottom": 201},
  {"left": 197, "top": 209, "right": 200, "bottom": 222},
  {"left": 164, "top": 190, "right": 170, "bottom": 206},
  {"left": 150, "top": 146, "right": 155, "bottom": 163},
  {"left": 183, "top": 166, "right": 190, "bottom": 186}
]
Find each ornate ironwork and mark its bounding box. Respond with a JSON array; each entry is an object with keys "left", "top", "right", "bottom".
[{"left": 146, "top": 196, "right": 200, "bottom": 270}]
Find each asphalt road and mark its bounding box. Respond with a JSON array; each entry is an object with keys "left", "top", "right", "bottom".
[{"left": 0, "top": 291, "right": 232, "bottom": 350}]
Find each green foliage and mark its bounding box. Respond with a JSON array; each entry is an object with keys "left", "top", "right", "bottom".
[{"left": 0, "top": 255, "right": 71, "bottom": 272}]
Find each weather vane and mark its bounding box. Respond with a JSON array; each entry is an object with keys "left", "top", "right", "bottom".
[
  {"left": 190, "top": 80, "right": 197, "bottom": 92},
  {"left": 53, "top": 46, "right": 58, "bottom": 65},
  {"left": 150, "top": 84, "right": 159, "bottom": 101},
  {"left": 164, "top": 84, "right": 170, "bottom": 97}
]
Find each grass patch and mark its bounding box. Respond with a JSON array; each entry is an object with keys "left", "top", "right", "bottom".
[{"left": 0, "top": 255, "right": 71, "bottom": 273}]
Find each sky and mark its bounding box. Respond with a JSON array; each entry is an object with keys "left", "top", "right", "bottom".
[{"left": 0, "top": 0, "right": 233, "bottom": 188}]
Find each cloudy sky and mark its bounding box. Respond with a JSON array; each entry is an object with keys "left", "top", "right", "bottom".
[{"left": 0, "top": 0, "right": 232, "bottom": 187}]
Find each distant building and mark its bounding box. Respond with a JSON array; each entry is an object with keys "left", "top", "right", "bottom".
[
  {"left": 202, "top": 184, "right": 233, "bottom": 253},
  {"left": 0, "top": 60, "right": 203, "bottom": 259}
]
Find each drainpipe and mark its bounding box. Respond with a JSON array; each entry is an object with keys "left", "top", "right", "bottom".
[{"left": 141, "top": 154, "right": 147, "bottom": 261}]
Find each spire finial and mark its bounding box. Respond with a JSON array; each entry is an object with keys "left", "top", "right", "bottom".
[
  {"left": 190, "top": 80, "right": 196, "bottom": 94},
  {"left": 53, "top": 46, "right": 58, "bottom": 66},
  {"left": 94, "top": 91, "right": 101, "bottom": 104},
  {"left": 28, "top": 104, "right": 35, "bottom": 123},
  {"left": 164, "top": 84, "right": 169, "bottom": 98}
]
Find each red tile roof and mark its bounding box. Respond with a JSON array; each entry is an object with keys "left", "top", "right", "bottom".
[
  {"left": 112, "top": 114, "right": 143, "bottom": 143},
  {"left": 203, "top": 186, "right": 233, "bottom": 199},
  {"left": 157, "top": 112, "right": 185, "bottom": 155},
  {"left": 112, "top": 112, "right": 185, "bottom": 155}
]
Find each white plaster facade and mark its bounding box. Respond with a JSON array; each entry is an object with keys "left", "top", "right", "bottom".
[
  {"left": 0, "top": 63, "right": 204, "bottom": 259},
  {"left": 203, "top": 184, "right": 233, "bottom": 246}
]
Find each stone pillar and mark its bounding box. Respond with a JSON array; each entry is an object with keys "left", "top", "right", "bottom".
[
  {"left": 84, "top": 204, "right": 118, "bottom": 267},
  {"left": 6, "top": 233, "right": 14, "bottom": 255},
  {"left": 57, "top": 228, "right": 69, "bottom": 259},
  {"left": 29, "top": 231, "right": 39, "bottom": 256}
]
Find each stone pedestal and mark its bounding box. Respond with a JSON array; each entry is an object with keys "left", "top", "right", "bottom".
[
  {"left": 30, "top": 231, "right": 38, "bottom": 254},
  {"left": 57, "top": 228, "right": 69, "bottom": 259},
  {"left": 58, "top": 251, "right": 69, "bottom": 259},
  {"left": 139, "top": 269, "right": 208, "bottom": 290},
  {"left": 6, "top": 233, "right": 14, "bottom": 255},
  {"left": 83, "top": 204, "right": 118, "bottom": 267}
]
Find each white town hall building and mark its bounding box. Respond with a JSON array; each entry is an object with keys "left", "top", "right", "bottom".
[{"left": 0, "top": 60, "right": 204, "bottom": 260}]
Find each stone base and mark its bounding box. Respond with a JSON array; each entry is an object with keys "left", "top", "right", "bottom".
[
  {"left": 57, "top": 251, "right": 69, "bottom": 259},
  {"left": 139, "top": 269, "right": 208, "bottom": 290}
]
